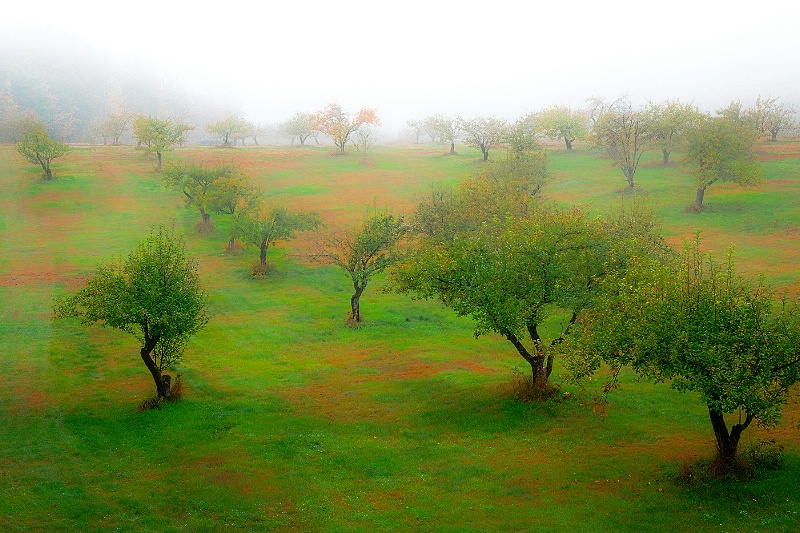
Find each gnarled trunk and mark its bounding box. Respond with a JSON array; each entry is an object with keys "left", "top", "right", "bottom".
[
  {"left": 140, "top": 343, "right": 168, "bottom": 398},
  {"left": 708, "top": 407, "right": 753, "bottom": 471},
  {"left": 564, "top": 138, "right": 573, "bottom": 150},
  {"left": 695, "top": 186, "right": 706, "bottom": 208},
  {"left": 350, "top": 283, "right": 366, "bottom": 323}
]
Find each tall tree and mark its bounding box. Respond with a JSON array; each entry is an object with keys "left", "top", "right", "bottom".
[
  {"left": 457, "top": 115, "right": 508, "bottom": 161},
  {"left": 567, "top": 239, "right": 800, "bottom": 471},
  {"left": 590, "top": 99, "right": 650, "bottom": 191},
  {"left": 536, "top": 105, "right": 587, "bottom": 150},
  {"left": 133, "top": 116, "right": 185, "bottom": 171},
  {"left": 686, "top": 114, "right": 764, "bottom": 209},
  {"left": 314, "top": 211, "right": 406, "bottom": 323},
  {"left": 643, "top": 99, "right": 701, "bottom": 165},
  {"left": 54, "top": 226, "right": 210, "bottom": 400},
  {"left": 313, "top": 103, "right": 379, "bottom": 154},
  {"left": 16, "top": 123, "right": 70, "bottom": 180}
]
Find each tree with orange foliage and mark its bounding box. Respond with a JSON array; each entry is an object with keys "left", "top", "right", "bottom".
[{"left": 313, "top": 103, "right": 379, "bottom": 154}]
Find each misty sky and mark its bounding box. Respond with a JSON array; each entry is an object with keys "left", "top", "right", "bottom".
[{"left": 3, "top": 0, "right": 799, "bottom": 133}]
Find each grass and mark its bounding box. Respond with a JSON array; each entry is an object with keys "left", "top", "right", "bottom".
[{"left": 1, "top": 142, "right": 799, "bottom": 531}]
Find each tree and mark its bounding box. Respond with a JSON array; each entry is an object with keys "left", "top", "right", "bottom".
[
  {"left": 642, "top": 99, "right": 701, "bottom": 165},
  {"left": 233, "top": 204, "right": 323, "bottom": 275},
  {"left": 162, "top": 164, "right": 235, "bottom": 232},
  {"left": 427, "top": 114, "right": 459, "bottom": 154},
  {"left": 313, "top": 103, "right": 379, "bottom": 154},
  {"left": 751, "top": 95, "right": 797, "bottom": 142},
  {"left": 133, "top": 116, "right": 185, "bottom": 171},
  {"left": 206, "top": 116, "right": 250, "bottom": 147},
  {"left": 406, "top": 119, "right": 424, "bottom": 143},
  {"left": 536, "top": 105, "right": 587, "bottom": 150},
  {"left": 314, "top": 211, "right": 406, "bottom": 323},
  {"left": 16, "top": 124, "right": 70, "bottom": 180},
  {"left": 393, "top": 161, "right": 662, "bottom": 390},
  {"left": 281, "top": 112, "right": 315, "bottom": 146},
  {"left": 101, "top": 108, "right": 135, "bottom": 145},
  {"left": 352, "top": 125, "right": 377, "bottom": 155},
  {"left": 590, "top": 99, "right": 650, "bottom": 191},
  {"left": 686, "top": 114, "right": 764, "bottom": 209},
  {"left": 566, "top": 239, "right": 800, "bottom": 471},
  {"left": 457, "top": 115, "right": 508, "bottom": 161},
  {"left": 54, "top": 226, "right": 209, "bottom": 400}
]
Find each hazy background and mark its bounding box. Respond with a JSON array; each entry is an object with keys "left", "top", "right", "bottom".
[{"left": 2, "top": 0, "right": 799, "bottom": 139}]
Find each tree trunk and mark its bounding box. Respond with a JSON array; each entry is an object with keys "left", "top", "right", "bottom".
[
  {"left": 695, "top": 186, "right": 706, "bottom": 209},
  {"left": 260, "top": 239, "right": 268, "bottom": 265},
  {"left": 450, "top": 142, "right": 455, "bottom": 154},
  {"left": 662, "top": 147, "right": 670, "bottom": 165},
  {"left": 708, "top": 407, "right": 752, "bottom": 472},
  {"left": 565, "top": 138, "right": 573, "bottom": 150},
  {"left": 44, "top": 165, "right": 54, "bottom": 180},
  {"left": 228, "top": 235, "right": 235, "bottom": 251},
  {"left": 481, "top": 144, "right": 489, "bottom": 161},
  {"left": 770, "top": 130, "right": 778, "bottom": 142},
  {"left": 623, "top": 168, "right": 635, "bottom": 191},
  {"left": 141, "top": 345, "right": 168, "bottom": 398},
  {"left": 200, "top": 209, "right": 210, "bottom": 225},
  {"left": 350, "top": 283, "right": 365, "bottom": 322},
  {"left": 156, "top": 151, "right": 162, "bottom": 171}
]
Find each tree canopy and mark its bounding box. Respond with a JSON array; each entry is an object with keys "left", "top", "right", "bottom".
[
  {"left": 457, "top": 115, "right": 507, "bottom": 161},
  {"left": 590, "top": 99, "right": 650, "bottom": 191},
  {"left": 54, "top": 226, "right": 209, "bottom": 399},
  {"left": 643, "top": 99, "right": 701, "bottom": 165}
]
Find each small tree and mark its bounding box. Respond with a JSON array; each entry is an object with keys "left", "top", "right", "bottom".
[
  {"left": 133, "top": 116, "right": 184, "bottom": 171},
  {"left": 643, "top": 99, "right": 701, "bottom": 165},
  {"left": 101, "top": 109, "right": 135, "bottom": 145},
  {"left": 281, "top": 112, "right": 315, "bottom": 146},
  {"left": 313, "top": 103, "right": 379, "bottom": 154},
  {"left": 54, "top": 226, "right": 209, "bottom": 400},
  {"left": 751, "top": 95, "right": 797, "bottom": 142},
  {"left": 457, "top": 115, "right": 508, "bottom": 161},
  {"left": 590, "top": 99, "right": 650, "bottom": 192},
  {"left": 427, "top": 114, "right": 459, "bottom": 154},
  {"left": 536, "top": 105, "right": 587, "bottom": 150},
  {"left": 233, "top": 204, "right": 323, "bottom": 275},
  {"left": 16, "top": 124, "right": 70, "bottom": 180},
  {"left": 162, "top": 163, "right": 235, "bottom": 232},
  {"left": 206, "top": 116, "right": 250, "bottom": 147},
  {"left": 315, "top": 211, "right": 406, "bottom": 323},
  {"left": 567, "top": 239, "right": 800, "bottom": 471},
  {"left": 686, "top": 114, "right": 764, "bottom": 209}
]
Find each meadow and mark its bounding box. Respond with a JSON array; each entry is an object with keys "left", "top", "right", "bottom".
[{"left": 1, "top": 141, "right": 799, "bottom": 532}]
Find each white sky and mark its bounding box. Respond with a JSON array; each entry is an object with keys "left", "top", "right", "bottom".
[{"left": 3, "top": 0, "right": 799, "bottom": 132}]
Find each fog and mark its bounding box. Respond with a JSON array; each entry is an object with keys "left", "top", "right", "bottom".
[{"left": 3, "top": 0, "right": 799, "bottom": 138}]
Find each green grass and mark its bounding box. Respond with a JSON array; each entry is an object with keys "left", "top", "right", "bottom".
[{"left": 1, "top": 142, "right": 799, "bottom": 532}]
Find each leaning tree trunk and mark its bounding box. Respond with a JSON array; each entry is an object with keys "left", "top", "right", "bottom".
[
  {"left": 662, "top": 148, "right": 670, "bottom": 165},
  {"left": 140, "top": 342, "right": 168, "bottom": 398},
  {"left": 350, "top": 283, "right": 366, "bottom": 323},
  {"left": 708, "top": 407, "right": 753, "bottom": 472},
  {"left": 43, "top": 164, "right": 54, "bottom": 180},
  {"left": 695, "top": 186, "right": 706, "bottom": 209}
]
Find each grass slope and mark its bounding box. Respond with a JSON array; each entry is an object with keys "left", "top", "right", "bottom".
[{"left": 0, "top": 142, "right": 798, "bottom": 532}]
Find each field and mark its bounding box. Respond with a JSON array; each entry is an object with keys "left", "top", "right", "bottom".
[{"left": 1, "top": 141, "right": 799, "bottom": 532}]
